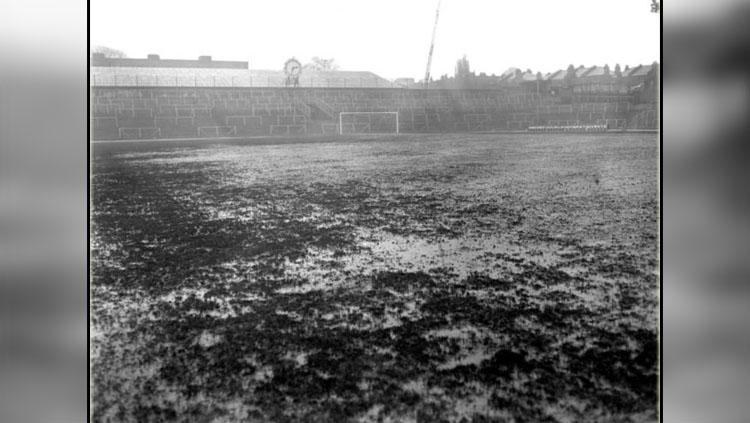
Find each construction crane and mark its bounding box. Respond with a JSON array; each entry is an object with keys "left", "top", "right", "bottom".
[{"left": 423, "top": 0, "right": 442, "bottom": 88}]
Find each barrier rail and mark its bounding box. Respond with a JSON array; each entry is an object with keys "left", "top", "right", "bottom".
[
  {"left": 91, "top": 74, "right": 402, "bottom": 88},
  {"left": 528, "top": 125, "right": 608, "bottom": 133}
]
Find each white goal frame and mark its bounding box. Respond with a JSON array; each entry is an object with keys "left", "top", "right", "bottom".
[{"left": 338, "top": 111, "right": 399, "bottom": 135}]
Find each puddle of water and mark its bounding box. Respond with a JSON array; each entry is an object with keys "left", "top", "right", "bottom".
[
  {"left": 354, "top": 404, "right": 386, "bottom": 423},
  {"left": 437, "top": 350, "right": 494, "bottom": 370},
  {"left": 283, "top": 351, "right": 309, "bottom": 367},
  {"left": 196, "top": 330, "right": 222, "bottom": 348},
  {"left": 252, "top": 366, "right": 274, "bottom": 382},
  {"left": 350, "top": 228, "right": 569, "bottom": 280},
  {"left": 274, "top": 226, "right": 577, "bottom": 295},
  {"left": 450, "top": 384, "right": 509, "bottom": 421}
]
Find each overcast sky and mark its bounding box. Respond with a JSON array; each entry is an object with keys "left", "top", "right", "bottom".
[{"left": 91, "top": 0, "right": 660, "bottom": 80}]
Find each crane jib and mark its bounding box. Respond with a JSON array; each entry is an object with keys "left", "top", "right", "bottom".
[{"left": 424, "top": 0, "right": 442, "bottom": 88}]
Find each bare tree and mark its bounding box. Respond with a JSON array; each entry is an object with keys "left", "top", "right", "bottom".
[
  {"left": 564, "top": 64, "right": 577, "bottom": 86},
  {"left": 454, "top": 55, "right": 471, "bottom": 78},
  {"left": 614, "top": 63, "right": 623, "bottom": 78},
  {"left": 651, "top": 0, "right": 660, "bottom": 13},
  {"left": 92, "top": 46, "right": 127, "bottom": 58},
  {"left": 304, "top": 57, "right": 339, "bottom": 71}
]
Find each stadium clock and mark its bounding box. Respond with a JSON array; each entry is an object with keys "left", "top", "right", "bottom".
[
  {"left": 284, "top": 58, "right": 302, "bottom": 77},
  {"left": 284, "top": 58, "right": 302, "bottom": 87}
]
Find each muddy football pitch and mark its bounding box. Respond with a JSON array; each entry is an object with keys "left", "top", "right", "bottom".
[{"left": 91, "top": 133, "right": 659, "bottom": 422}]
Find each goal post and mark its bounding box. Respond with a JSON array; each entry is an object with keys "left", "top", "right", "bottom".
[{"left": 338, "top": 111, "right": 399, "bottom": 135}]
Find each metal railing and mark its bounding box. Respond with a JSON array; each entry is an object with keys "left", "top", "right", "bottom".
[{"left": 91, "top": 73, "right": 403, "bottom": 88}]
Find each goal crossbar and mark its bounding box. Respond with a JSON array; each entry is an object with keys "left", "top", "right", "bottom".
[{"left": 338, "top": 111, "right": 399, "bottom": 135}]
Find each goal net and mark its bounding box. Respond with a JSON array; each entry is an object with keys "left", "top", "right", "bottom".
[{"left": 338, "top": 112, "right": 399, "bottom": 135}]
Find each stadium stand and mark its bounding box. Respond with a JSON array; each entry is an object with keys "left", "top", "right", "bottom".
[
  {"left": 90, "top": 56, "right": 657, "bottom": 139},
  {"left": 91, "top": 67, "right": 397, "bottom": 88},
  {"left": 91, "top": 86, "right": 656, "bottom": 139}
]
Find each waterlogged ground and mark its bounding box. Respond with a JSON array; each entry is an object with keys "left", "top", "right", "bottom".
[{"left": 91, "top": 134, "right": 658, "bottom": 422}]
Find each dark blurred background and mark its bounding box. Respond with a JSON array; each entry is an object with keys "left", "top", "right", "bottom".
[
  {"left": 663, "top": 0, "right": 750, "bottom": 422},
  {"left": 0, "top": 0, "right": 87, "bottom": 422},
  {"left": 1, "top": 0, "right": 749, "bottom": 421}
]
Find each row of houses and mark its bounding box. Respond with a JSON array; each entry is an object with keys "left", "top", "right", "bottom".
[
  {"left": 398, "top": 63, "right": 659, "bottom": 97},
  {"left": 522, "top": 63, "right": 658, "bottom": 94}
]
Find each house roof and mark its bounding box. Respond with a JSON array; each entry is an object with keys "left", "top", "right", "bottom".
[
  {"left": 625, "top": 64, "right": 655, "bottom": 77},
  {"left": 500, "top": 67, "right": 520, "bottom": 78},
  {"left": 497, "top": 67, "right": 521, "bottom": 82},
  {"left": 575, "top": 66, "right": 590, "bottom": 77},
  {"left": 499, "top": 63, "right": 656, "bottom": 83},
  {"left": 520, "top": 72, "right": 539, "bottom": 82},
  {"left": 584, "top": 66, "right": 611, "bottom": 77},
  {"left": 547, "top": 69, "right": 566, "bottom": 81}
]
